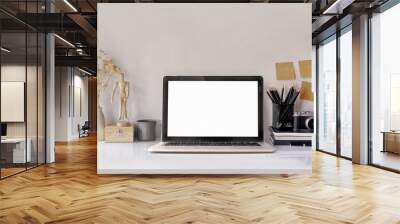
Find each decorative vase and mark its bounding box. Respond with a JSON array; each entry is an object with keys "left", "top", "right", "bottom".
[
  {"left": 136, "top": 120, "right": 157, "bottom": 141},
  {"left": 98, "top": 105, "right": 105, "bottom": 141}
]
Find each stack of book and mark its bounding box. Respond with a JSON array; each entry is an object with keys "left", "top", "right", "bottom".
[{"left": 269, "top": 127, "right": 312, "bottom": 146}]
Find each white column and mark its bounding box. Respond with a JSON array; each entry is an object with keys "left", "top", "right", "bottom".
[
  {"left": 352, "top": 14, "right": 369, "bottom": 164},
  {"left": 46, "top": 33, "right": 56, "bottom": 163}
]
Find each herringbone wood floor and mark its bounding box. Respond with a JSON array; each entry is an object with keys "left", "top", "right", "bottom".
[{"left": 1, "top": 135, "right": 400, "bottom": 224}]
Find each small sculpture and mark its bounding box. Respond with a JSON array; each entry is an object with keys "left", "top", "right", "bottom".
[{"left": 111, "top": 71, "right": 130, "bottom": 127}]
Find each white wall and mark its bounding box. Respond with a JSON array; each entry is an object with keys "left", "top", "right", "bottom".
[
  {"left": 98, "top": 3, "right": 312, "bottom": 136},
  {"left": 55, "top": 67, "right": 69, "bottom": 141},
  {"left": 72, "top": 74, "right": 89, "bottom": 138},
  {"left": 55, "top": 67, "right": 89, "bottom": 141},
  {"left": 1, "top": 65, "right": 39, "bottom": 137}
]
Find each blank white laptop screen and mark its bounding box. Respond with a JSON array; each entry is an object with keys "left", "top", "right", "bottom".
[{"left": 167, "top": 81, "right": 258, "bottom": 137}]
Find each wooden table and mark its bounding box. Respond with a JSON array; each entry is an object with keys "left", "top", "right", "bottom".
[{"left": 382, "top": 131, "right": 400, "bottom": 154}]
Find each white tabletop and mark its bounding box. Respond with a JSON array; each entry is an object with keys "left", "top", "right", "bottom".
[
  {"left": 98, "top": 141, "right": 312, "bottom": 175},
  {"left": 1, "top": 138, "right": 27, "bottom": 144}
]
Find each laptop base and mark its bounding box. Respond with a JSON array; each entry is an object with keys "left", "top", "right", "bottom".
[{"left": 148, "top": 142, "right": 276, "bottom": 153}]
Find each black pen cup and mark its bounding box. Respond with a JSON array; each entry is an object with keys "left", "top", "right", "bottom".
[{"left": 272, "top": 103, "right": 294, "bottom": 130}]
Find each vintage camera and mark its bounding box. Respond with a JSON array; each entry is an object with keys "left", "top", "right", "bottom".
[{"left": 293, "top": 111, "right": 314, "bottom": 131}]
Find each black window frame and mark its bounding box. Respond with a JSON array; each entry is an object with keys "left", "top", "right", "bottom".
[{"left": 315, "top": 24, "right": 353, "bottom": 161}]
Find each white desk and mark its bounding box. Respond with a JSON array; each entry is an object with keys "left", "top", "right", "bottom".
[
  {"left": 1, "top": 138, "right": 32, "bottom": 163},
  {"left": 98, "top": 141, "right": 312, "bottom": 175}
]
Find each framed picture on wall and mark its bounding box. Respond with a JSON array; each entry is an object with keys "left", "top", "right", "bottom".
[{"left": 1, "top": 81, "right": 25, "bottom": 122}]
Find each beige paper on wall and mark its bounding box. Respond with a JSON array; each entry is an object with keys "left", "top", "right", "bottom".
[
  {"left": 299, "top": 60, "right": 312, "bottom": 78},
  {"left": 275, "top": 62, "right": 296, "bottom": 80},
  {"left": 300, "top": 81, "right": 313, "bottom": 101}
]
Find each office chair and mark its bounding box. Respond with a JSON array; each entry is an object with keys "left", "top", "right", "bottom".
[{"left": 79, "top": 121, "right": 90, "bottom": 138}]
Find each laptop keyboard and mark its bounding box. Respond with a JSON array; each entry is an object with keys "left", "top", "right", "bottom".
[{"left": 165, "top": 142, "right": 261, "bottom": 146}]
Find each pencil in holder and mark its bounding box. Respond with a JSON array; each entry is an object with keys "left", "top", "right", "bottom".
[{"left": 272, "top": 103, "right": 294, "bottom": 130}]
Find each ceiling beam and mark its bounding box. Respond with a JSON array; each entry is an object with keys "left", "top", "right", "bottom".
[
  {"left": 55, "top": 55, "right": 96, "bottom": 70},
  {"left": 312, "top": 15, "right": 335, "bottom": 33},
  {"left": 67, "top": 13, "right": 97, "bottom": 40},
  {"left": 12, "top": 13, "right": 83, "bottom": 32},
  {"left": 322, "top": 0, "right": 356, "bottom": 14}
]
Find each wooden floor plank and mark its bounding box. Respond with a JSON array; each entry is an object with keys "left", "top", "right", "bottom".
[{"left": 1, "top": 135, "right": 400, "bottom": 224}]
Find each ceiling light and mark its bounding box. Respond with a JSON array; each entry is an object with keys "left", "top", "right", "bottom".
[
  {"left": 54, "top": 34, "right": 75, "bottom": 48},
  {"left": 78, "top": 67, "right": 93, "bottom": 76},
  {"left": 63, "top": 0, "right": 78, "bottom": 12},
  {"left": 1, "top": 47, "right": 11, "bottom": 53}
]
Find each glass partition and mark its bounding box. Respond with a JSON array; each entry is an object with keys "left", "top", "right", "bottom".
[
  {"left": 27, "top": 31, "right": 38, "bottom": 169},
  {"left": 1, "top": 31, "right": 28, "bottom": 177},
  {"left": 38, "top": 32, "right": 46, "bottom": 165},
  {"left": 0, "top": 3, "right": 46, "bottom": 179}
]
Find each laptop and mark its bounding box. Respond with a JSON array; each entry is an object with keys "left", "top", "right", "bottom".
[{"left": 148, "top": 76, "right": 275, "bottom": 153}]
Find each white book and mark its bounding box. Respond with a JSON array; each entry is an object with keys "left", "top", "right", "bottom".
[
  {"left": 272, "top": 131, "right": 313, "bottom": 138},
  {"left": 272, "top": 135, "right": 312, "bottom": 141}
]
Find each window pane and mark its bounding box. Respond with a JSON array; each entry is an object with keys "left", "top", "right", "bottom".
[
  {"left": 371, "top": 3, "right": 400, "bottom": 171},
  {"left": 318, "top": 37, "right": 337, "bottom": 154},
  {"left": 340, "top": 29, "right": 352, "bottom": 158}
]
